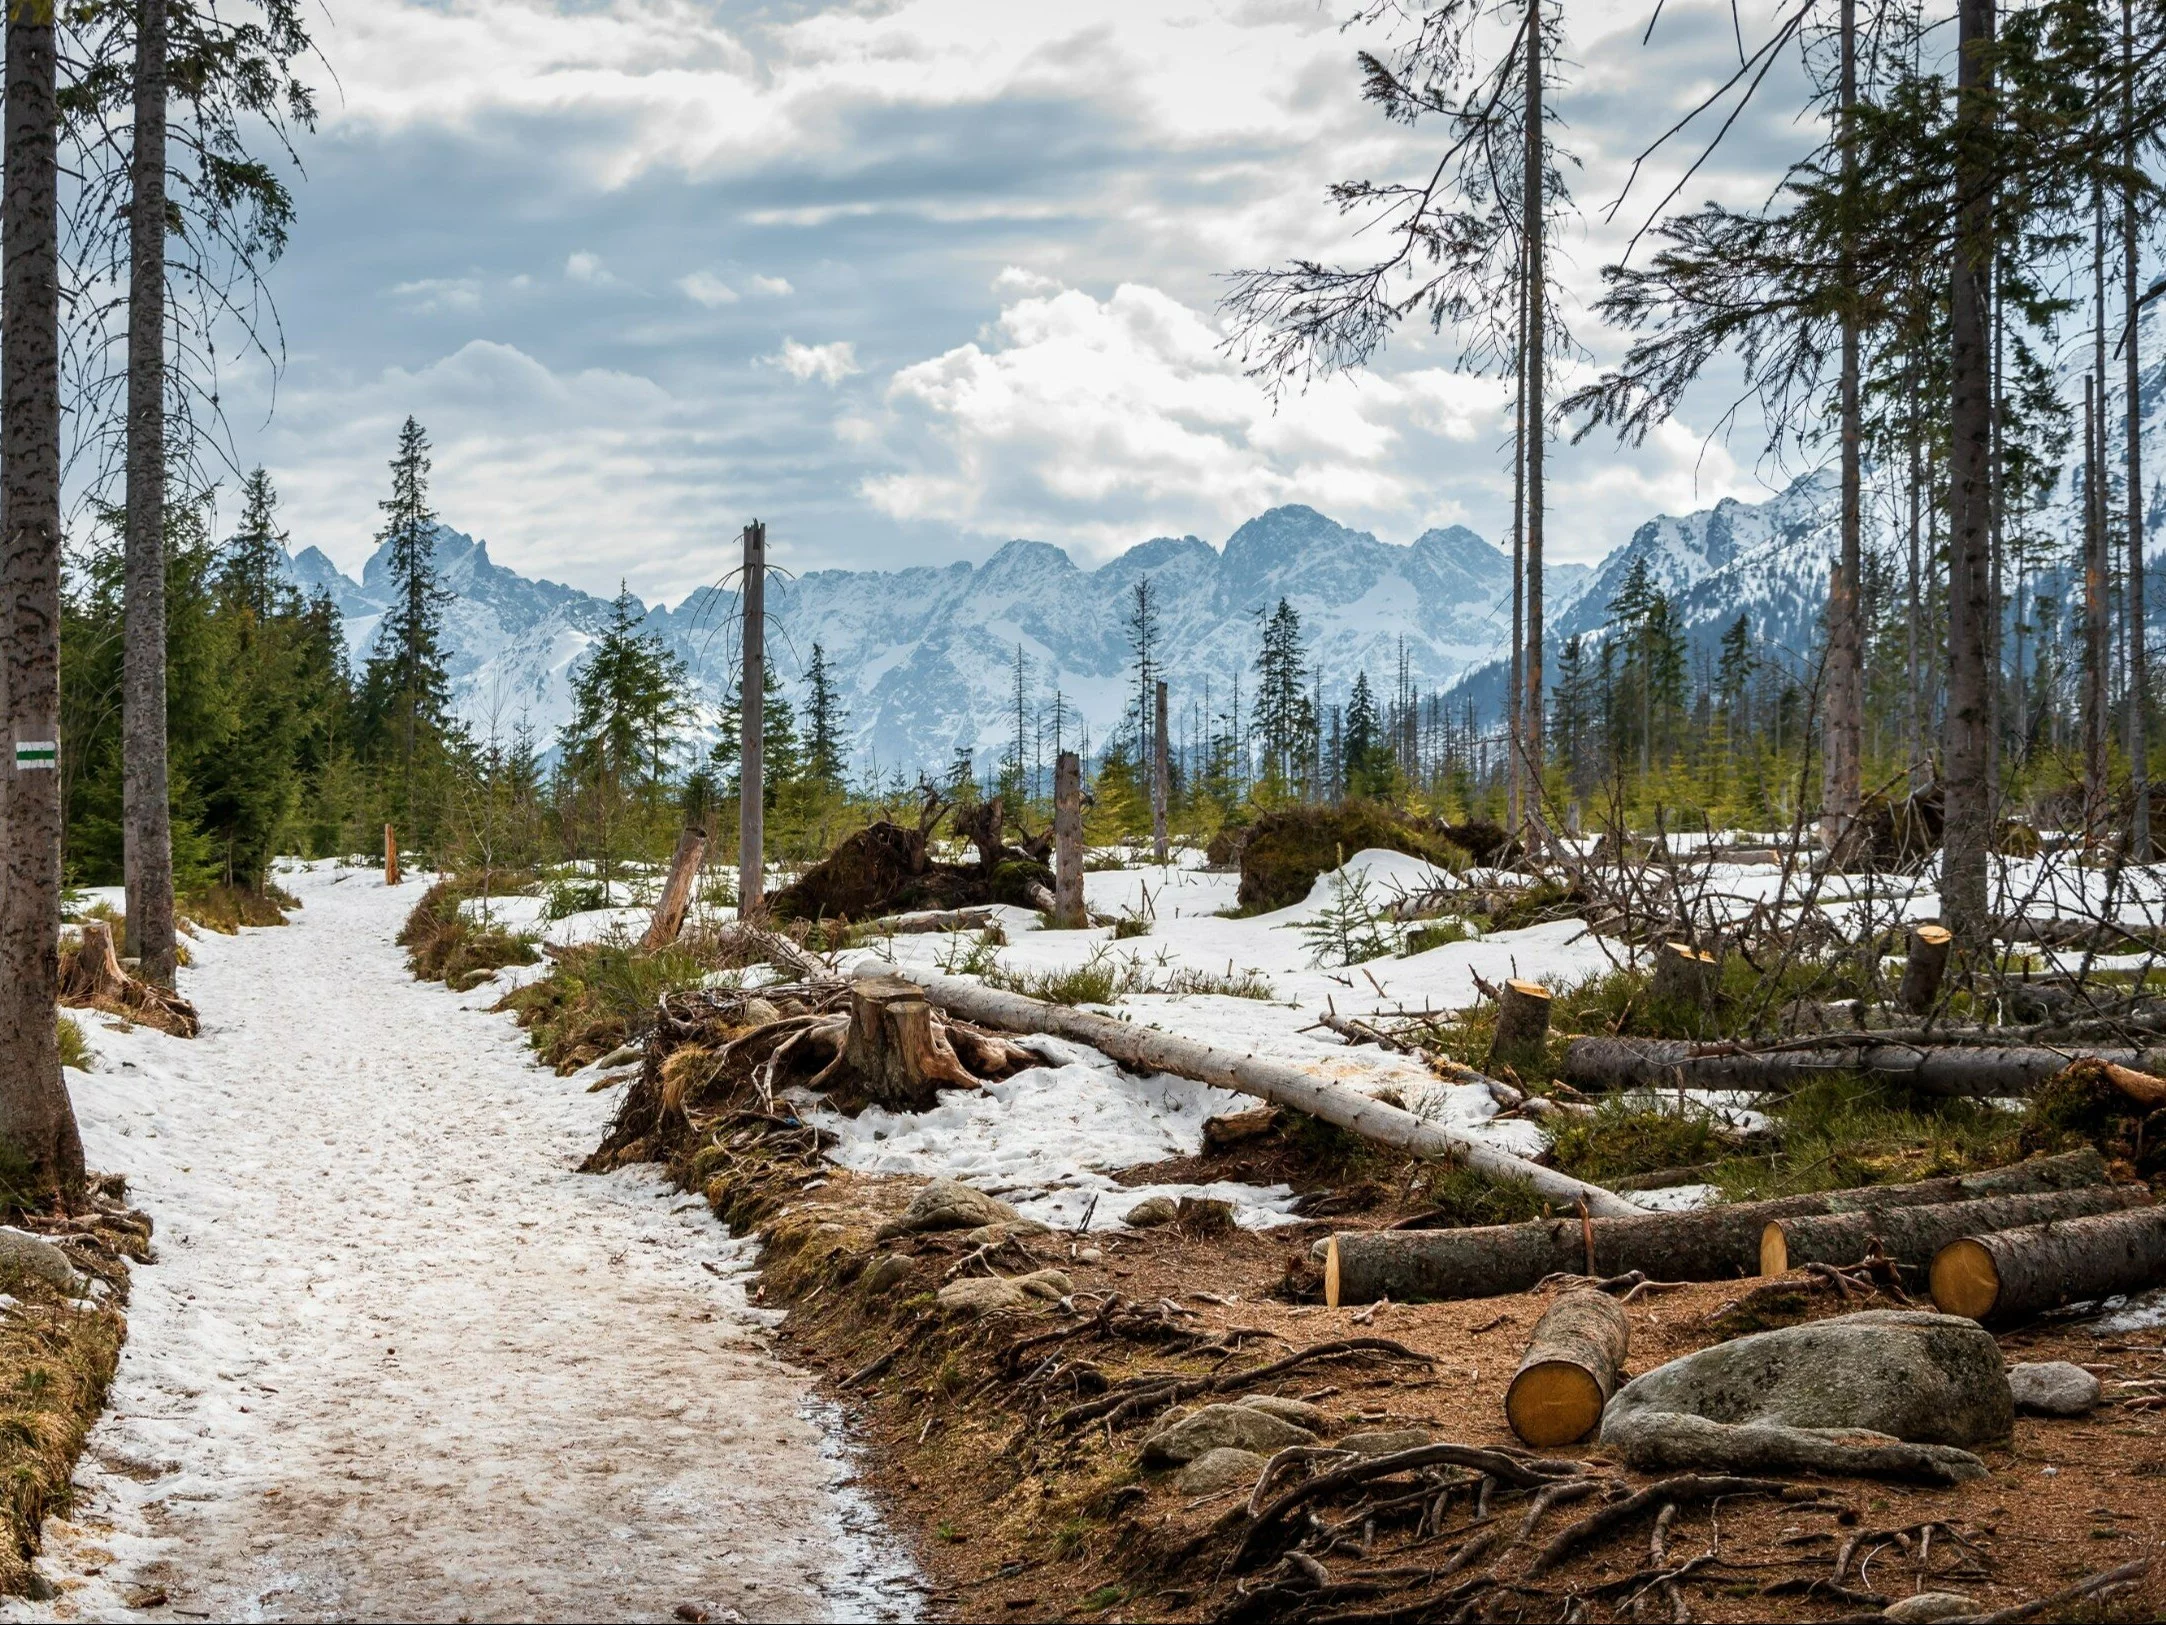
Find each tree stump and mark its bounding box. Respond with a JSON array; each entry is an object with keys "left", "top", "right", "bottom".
[
  {"left": 1505, "top": 1290, "right": 1629, "bottom": 1446},
  {"left": 1650, "top": 941, "right": 1716, "bottom": 1010},
  {"left": 1488, "top": 978, "right": 1554, "bottom": 1073},
  {"left": 1051, "top": 751, "right": 1086, "bottom": 928},
  {"left": 1899, "top": 924, "right": 1954, "bottom": 1014},
  {"left": 384, "top": 823, "right": 400, "bottom": 887},
  {"left": 642, "top": 825, "right": 708, "bottom": 951},
  {"left": 60, "top": 920, "right": 130, "bottom": 1004},
  {"left": 843, "top": 975, "right": 980, "bottom": 1112}
]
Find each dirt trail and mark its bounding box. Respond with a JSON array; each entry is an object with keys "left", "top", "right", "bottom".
[{"left": 23, "top": 865, "right": 915, "bottom": 1623}]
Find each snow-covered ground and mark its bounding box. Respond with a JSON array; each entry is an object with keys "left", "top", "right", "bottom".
[{"left": 19, "top": 862, "right": 915, "bottom": 1624}]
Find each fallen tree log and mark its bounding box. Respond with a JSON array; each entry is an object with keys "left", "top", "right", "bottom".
[
  {"left": 1505, "top": 1290, "right": 1627, "bottom": 1447},
  {"left": 1761, "top": 1183, "right": 2146, "bottom": 1279},
  {"left": 1324, "top": 1149, "right": 2108, "bottom": 1306},
  {"left": 1931, "top": 1204, "right": 2166, "bottom": 1323},
  {"left": 1562, "top": 1035, "right": 2153, "bottom": 1097},
  {"left": 881, "top": 965, "right": 1645, "bottom": 1216},
  {"left": 863, "top": 906, "right": 1000, "bottom": 935}
]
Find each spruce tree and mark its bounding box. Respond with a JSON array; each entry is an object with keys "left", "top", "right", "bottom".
[
  {"left": 804, "top": 643, "right": 849, "bottom": 792},
  {"left": 1250, "top": 599, "right": 1315, "bottom": 795},
  {"left": 1344, "top": 671, "right": 1391, "bottom": 798},
  {"left": 221, "top": 467, "right": 288, "bottom": 621},
  {"left": 561, "top": 588, "right": 689, "bottom": 887},
  {"left": 361, "top": 417, "right": 453, "bottom": 833}
]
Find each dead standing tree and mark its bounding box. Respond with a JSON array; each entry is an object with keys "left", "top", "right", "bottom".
[{"left": 738, "top": 519, "right": 766, "bottom": 916}]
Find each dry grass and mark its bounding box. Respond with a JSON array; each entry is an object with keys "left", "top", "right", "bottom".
[
  {"left": 179, "top": 883, "right": 298, "bottom": 935},
  {"left": 399, "top": 875, "right": 541, "bottom": 993}
]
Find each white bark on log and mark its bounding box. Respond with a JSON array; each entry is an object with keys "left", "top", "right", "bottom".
[
  {"left": 883, "top": 966, "right": 1642, "bottom": 1216},
  {"left": 641, "top": 825, "right": 708, "bottom": 951},
  {"left": 865, "top": 907, "right": 1000, "bottom": 935}
]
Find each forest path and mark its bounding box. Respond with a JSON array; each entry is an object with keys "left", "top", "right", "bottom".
[{"left": 21, "top": 864, "right": 913, "bottom": 1624}]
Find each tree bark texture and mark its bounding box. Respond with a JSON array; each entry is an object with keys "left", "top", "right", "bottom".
[
  {"left": 738, "top": 520, "right": 765, "bottom": 913},
  {"left": 2085, "top": 378, "right": 2112, "bottom": 848},
  {"left": 1820, "top": 0, "right": 1862, "bottom": 855},
  {"left": 1324, "top": 1150, "right": 2107, "bottom": 1305},
  {"left": 1152, "top": 679, "right": 1168, "bottom": 864},
  {"left": 2125, "top": 0, "right": 2152, "bottom": 858},
  {"left": 1561, "top": 1035, "right": 2140, "bottom": 1098},
  {"left": 383, "top": 822, "right": 399, "bottom": 887},
  {"left": 1649, "top": 942, "right": 1716, "bottom": 1011},
  {"left": 1520, "top": 0, "right": 1545, "bottom": 810},
  {"left": 1760, "top": 1183, "right": 2144, "bottom": 1279},
  {"left": 1932, "top": 1204, "right": 2166, "bottom": 1323},
  {"left": 843, "top": 975, "right": 979, "bottom": 1112},
  {"left": 642, "top": 825, "right": 707, "bottom": 950},
  {"left": 1940, "top": 0, "right": 1996, "bottom": 943},
  {"left": 888, "top": 965, "right": 1641, "bottom": 1215},
  {"left": 123, "top": 0, "right": 176, "bottom": 987},
  {"left": 1051, "top": 750, "right": 1086, "bottom": 928},
  {"left": 1505, "top": 1289, "right": 1627, "bottom": 1447},
  {"left": 0, "top": 0, "right": 87, "bottom": 1197},
  {"left": 1898, "top": 924, "right": 1953, "bottom": 1014}
]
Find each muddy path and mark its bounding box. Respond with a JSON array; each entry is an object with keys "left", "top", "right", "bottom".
[{"left": 21, "top": 865, "right": 914, "bottom": 1623}]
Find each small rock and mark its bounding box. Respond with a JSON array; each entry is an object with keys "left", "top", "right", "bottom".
[
  {"left": 1076, "top": 1246, "right": 1103, "bottom": 1265},
  {"left": 1123, "top": 1196, "right": 1178, "bottom": 1228},
  {"left": 589, "top": 1041, "right": 644, "bottom": 1071},
  {"left": 1235, "top": 1394, "right": 1326, "bottom": 1430},
  {"left": 958, "top": 1218, "right": 1053, "bottom": 1247},
  {"left": 1015, "top": 1269, "right": 1074, "bottom": 1300},
  {"left": 1338, "top": 1427, "right": 1432, "bottom": 1456},
  {"left": 1882, "top": 1593, "right": 1975, "bottom": 1623},
  {"left": 1176, "top": 1447, "right": 1268, "bottom": 1494},
  {"left": 936, "top": 1277, "right": 1031, "bottom": 1318},
  {"left": 2007, "top": 1361, "right": 2101, "bottom": 1416},
  {"left": 876, "top": 1179, "right": 1020, "bottom": 1240},
  {"left": 737, "top": 997, "right": 782, "bottom": 1027},
  {"left": 0, "top": 1228, "right": 79, "bottom": 1293},
  {"left": 859, "top": 1253, "right": 914, "bottom": 1295},
  {"left": 1142, "top": 1402, "right": 1318, "bottom": 1464}
]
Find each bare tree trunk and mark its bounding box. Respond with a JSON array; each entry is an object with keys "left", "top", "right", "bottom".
[
  {"left": 2125, "top": 0, "right": 2151, "bottom": 858},
  {"left": 642, "top": 824, "right": 707, "bottom": 951},
  {"left": 1520, "top": 0, "right": 1546, "bottom": 824},
  {"left": 0, "top": 0, "right": 87, "bottom": 1199},
  {"left": 2085, "top": 377, "right": 2111, "bottom": 847},
  {"left": 383, "top": 822, "right": 399, "bottom": 886},
  {"left": 1821, "top": 0, "right": 1863, "bottom": 853},
  {"left": 737, "top": 519, "right": 765, "bottom": 914},
  {"left": 1509, "top": 252, "right": 1526, "bottom": 831},
  {"left": 1051, "top": 749, "right": 1085, "bottom": 926},
  {"left": 122, "top": 0, "right": 177, "bottom": 986},
  {"left": 1941, "top": 0, "right": 1997, "bottom": 943},
  {"left": 1152, "top": 678, "right": 1168, "bottom": 862}
]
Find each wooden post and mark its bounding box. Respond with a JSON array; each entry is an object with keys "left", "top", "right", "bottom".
[
  {"left": 384, "top": 823, "right": 399, "bottom": 887},
  {"left": 1052, "top": 749, "right": 1085, "bottom": 927},
  {"left": 1152, "top": 679, "right": 1169, "bottom": 864},
  {"left": 1899, "top": 923, "right": 1954, "bottom": 1014},
  {"left": 738, "top": 519, "right": 765, "bottom": 916},
  {"left": 642, "top": 825, "right": 708, "bottom": 951}
]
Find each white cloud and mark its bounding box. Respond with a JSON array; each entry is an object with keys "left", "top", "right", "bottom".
[
  {"left": 748, "top": 274, "right": 794, "bottom": 297},
  {"left": 565, "top": 250, "right": 612, "bottom": 284},
  {"left": 773, "top": 339, "right": 861, "bottom": 385},
  {"left": 389, "top": 276, "right": 484, "bottom": 314},
  {"left": 993, "top": 266, "right": 1060, "bottom": 296},
  {"left": 677, "top": 270, "right": 739, "bottom": 306}
]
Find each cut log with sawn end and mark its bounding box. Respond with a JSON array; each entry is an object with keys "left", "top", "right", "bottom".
[
  {"left": 1931, "top": 1204, "right": 2166, "bottom": 1323},
  {"left": 1761, "top": 1183, "right": 2146, "bottom": 1279},
  {"left": 1563, "top": 1035, "right": 2152, "bottom": 1098},
  {"left": 1505, "top": 1289, "right": 1628, "bottom": 1447}
]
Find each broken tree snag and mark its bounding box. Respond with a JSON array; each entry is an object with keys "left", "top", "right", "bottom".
[
  {"left": 1051, "top": 750, "right": 1085, "bottom": 928},
  {"left": 842, "top": 975, "right": 980, "bottom": 1111},
  {"left": 1561, "top": 1035, "right": 2145, "bottom": 1098},
  {"left": 1650, "top": 940, "right": 1716, "bottom": 1010},
  {"left": 59, "top": 920, "right": 200, "bottom": 1038},
  {"left": 1488, "top": 979, "right": 1553, "bottom": 1073},
  {"left": 641, "top": 825, "right": 709, "bottom": 951},
  {"left": 1323, "top": 1150, "right": 2111, "bottom": 1305},
  {"left": 1505, "top": 1290, "right": 1628, "bottom": 1447},
  {"left": 1761, "top": 1183, "right": 2146, "bottom": 1278},
  {"left": 384, "top": 823, "right": 399, "bottom": 887},
  {"left": 1931, "top": 1204, "right": 2166, "bottom": 1323},
  {"left": 1899, "top": 924, "right": 1954, "bottom": 1014},
  {"left": 1152, "top": 679, "right": 1169, "bottom": 865},
  {"left": 885, "top": 965, "right": 1643, "bottom": 1216}
]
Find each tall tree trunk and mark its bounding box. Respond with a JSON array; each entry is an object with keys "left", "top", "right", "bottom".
[
  {"left": 1520, "top": 0, "right": 1545, "bottom": 827},
  {"left": 1941, "top": 0, "right": 1997, "bottom": 944},
  {"left": 737, "top": 519, "right": 765, "bottom": 913},
  {"left": 2125, "top": 0, "right": 2151, "bottom": 856},
  {"left": 1988, "top": 258, "right": 2004, "bottom": 803},
  {"left": 0, "top": 0, "right": 88, "bottom": 1199},
  {"left": 1152, "top": 679, "right": 1168, "bottom": 862},
  {"left": 1821, "top": 0, "right": 1863, "bottom": 853},
  {"left": 1508, "top": 269, "right": 1525, "bottom": 833},
  {"left": 123, "top": 0, "right": 176, "bottom": 986},
  {"left": 2085, "top": 377, "right": 2112, "bottom": 846}
]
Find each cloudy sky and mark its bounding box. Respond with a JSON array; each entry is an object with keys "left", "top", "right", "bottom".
[{"left": 205, "top": 0, "right": 1833, "bottom": 606}]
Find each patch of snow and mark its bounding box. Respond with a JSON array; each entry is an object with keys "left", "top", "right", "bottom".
[{"left": 1629, "top": 1184, "right": 1721, "bottom": 1212}]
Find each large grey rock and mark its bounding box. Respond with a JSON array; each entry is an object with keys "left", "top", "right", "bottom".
[
  {"left": 1882, "top": 1594, "right": 1976, "bottom": 1623},
  {"left": 1123, "top": 1196, "right": 1178, "bottom": 1228},
  {"left": 1143, "top": 1403, "right": 1318, "bottom": 1465},
  {"left": 877, "top": 1179, "right": 1019, "bottom": 1240},
  {"left": 859, "top": 1253, "right": 915, "bottom": 1296},
  {"left": 1235, "top": 1394, "right": 1326, "bottom": 1430},
  {"left": 1601, "top": 1311, "right": 2009, "bottom": 1483},
  {"left": 1176, "top": 1447, "right": 1268, "bottom": 1495},
  {"left": 936, "top": 1277, "right": 1030, "bottom": 1318},
  {"left": 0, "top": 1228, "right": 79, "bottom": 1294},
  {"left": 958, "top": 1218, "right": 1053, "bottom": 1248},
  {"left": 2007, "top": 1361, "right": 2101, "bottom": 1416},
  {"left": 1015, "top": 1269, "right": 1073, "bottom": 1300},
  {"left": 1338, "top": 1427, "right": 1433, "bottom": 1456}
]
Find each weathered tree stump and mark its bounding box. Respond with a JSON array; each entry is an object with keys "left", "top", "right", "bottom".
[
  {"left": 843, "top": 975, "right": 980, "bottom": 1111},
  {"left": 1488, "top": 978, "right": 1554, "bottom": 1073},
  {"left": 1899, "top": 923, "right": 1954, "bottom": 1014},
  {"left": 60, "top": 920, "right": 200, "bottom": 1038},
  {"left": 1761, "top": 1183, "right": 2145, "bottom": 1279},
  {"left": 642, "top": 824, "right": 708, "bottom": 951},
  {"left": 384, "top": 823, "right": 400, "bottom": 887},
  {"left": 1931, "top": 1204, "right": 2166, "bottom": 1323},
  {"left": 1505, "top": 1289, "right": 1628, "bottom": 1446},
  {"left": 1050, "top": 750, "right": 1086, "bottom": 928},
  {"left": 1650, "top": 940, "right": 1716, "bottom": 1010}
]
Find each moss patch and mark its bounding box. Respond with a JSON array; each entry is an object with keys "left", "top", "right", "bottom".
[{"left": 1234, "top": 802, "right": 1487, "bottom": 912}]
